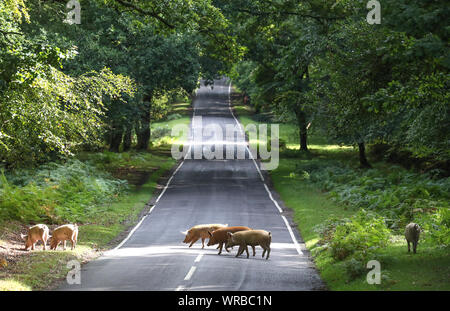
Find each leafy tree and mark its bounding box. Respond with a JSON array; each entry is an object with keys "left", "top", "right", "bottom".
[{"left": 0, "top": 1, "right": 135, "bottom": 166}]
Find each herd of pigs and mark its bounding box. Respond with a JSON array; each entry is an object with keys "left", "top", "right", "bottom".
[
  {"left": 20, "top": 223, "right": 272, "bottom": 260},
  {"left": 181, "top": 224, "right": 272, "bottom": 259}
]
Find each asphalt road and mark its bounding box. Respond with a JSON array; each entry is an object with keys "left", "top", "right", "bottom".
[{"left": 59, "top": 78, "right": 324, "bottom": 291}]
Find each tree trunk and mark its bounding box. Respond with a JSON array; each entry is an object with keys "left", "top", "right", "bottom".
[
  {"left": 122, "top": 125, "right": 132, "bottom": 151},
  {"left": 295, "top": 109, "right": 308, "bottom": 152},
  {"left": 358, "top": 142, "right": 372, "bottom": 168},
  {"left": 109, "top": 125, "right": 123, "bottom": 153},
  {"left": 136, "top": 96, "right": 152, "bottom": 151}
]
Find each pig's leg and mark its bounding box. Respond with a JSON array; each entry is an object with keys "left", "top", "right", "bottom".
[
  {"left": 189, "top": 237, "right": 199, "bottom": 248},
  {"left": 217, "top": 243, "right": 223, "bottom": 255},
  {"left": 244, "top": 245, "right": 250, "bottom": 258},
  {"left": 201, "top": 237, "right": 205, "bottom": 249},
  {"left": 240, "top": 245, "right": 246, "bottom": 257},
  {"left": 252, "top": 245, "right": 256, "bottom": 256},
  {"left": 235, "top": 245, "right": 243, "bottom": 257},
  {"left": 43, "top": 239, "right": 46, "bottom": 251},
  {"left": 73, "top": 232, "right": 78, "bottom": 249},
  {"left": 31, "top": 241, "right": 35, "bottom": 251},
  {"left": 266, "top": 246, "right": 270, "bottom": 260},
  {"left": 262, "top": 247, "right": 266, "bottom": 258},
  {"left": 63, "top": 240, "right": 66, "bottom": 250},
  {"left": 407, "top": 241, "right": 410, "bottom": 253}
]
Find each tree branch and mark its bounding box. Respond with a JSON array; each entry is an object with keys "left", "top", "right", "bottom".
[
  {"left": 113, "top": 0, "right": 175, "bottom": 29},
  {"left": 0, "top": 30, "right": 23, "bottom": 43},
  {"left": 231, "top": 8, "right": 345, "bottom": 22}
]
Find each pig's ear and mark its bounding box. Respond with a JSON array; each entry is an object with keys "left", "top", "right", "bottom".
[
  {"left": 180, "top": 230, "right": 188, "bottom": 235},
  {"left": 20, "top": 233, "right": 27, "bottom": 240},
  {"left": 227, "top": 232, "right": 233, "bottom": 237},
  {"left": 208, "top": 231, "right": 212, "bottom": 237}
]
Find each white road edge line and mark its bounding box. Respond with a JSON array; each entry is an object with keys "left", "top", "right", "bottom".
[
  {"left": 227, "top": 81, "right": 303, "bottom": 256},
  {"left": 184, "top": 266, "right": 197, "bottom": 281},
  {"left": 281, "top": 215, "right": 303, "bottom": 255}
]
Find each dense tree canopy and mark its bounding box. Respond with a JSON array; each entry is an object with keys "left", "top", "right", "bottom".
[
  {"left": 1, "top": 0, "right": 448, "bottom": 169},
  {"left": 227, "top": 0, "right": 449, "bottom": 167}
]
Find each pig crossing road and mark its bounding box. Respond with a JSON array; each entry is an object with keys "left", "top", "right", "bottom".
[{"left": 58, "top": 78, "right": 324, "bottom": 291}]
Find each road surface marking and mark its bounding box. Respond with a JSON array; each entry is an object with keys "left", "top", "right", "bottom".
[
  {"left": 112, "top": 205, "right": 155, "bottom": 250},
  {"left": 184, "top": 266, "right": 197, "bottom": 281},
  {"left": 194, "top": 253, "right": 203, "bottom": 263},
  {"left": 281, "top": 215, "right": 303, "bottom": 255},
  {"left": 263, "top": 183, "right": 283, "bottom": 213}
]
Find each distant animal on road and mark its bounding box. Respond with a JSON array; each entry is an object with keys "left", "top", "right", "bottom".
[
  {"left": 207, "top": 226, "right": 252, "bottom": 255},
  {"left": 21, "top": 224, "right": 50, "bottom": 251},
  {"left": 50, "top": 224, "right": 78, "bottom": 250},
  {"left": 227, "top": 230, "right": 272, "bottom": 260},
  {"left": 182, "top": 224, "right": 228, "bottom": 248},
  {"left": 405, "top": 223, "right": 421, "bottom": 254}
]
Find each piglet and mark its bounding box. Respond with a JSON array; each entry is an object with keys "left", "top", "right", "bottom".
[
  {"left": 50, "top": 224, "right": 78, "bottom": 250},
  {"left": 21, "top": 224, "right": 49, "bottom": 251}
]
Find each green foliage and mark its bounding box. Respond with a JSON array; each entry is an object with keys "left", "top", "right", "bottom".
[
  {"left": 329, "top": 210, "right": 390, "bottom": 261},
  {"left": 295, "top": 160, "right": 450, "bottom": 251},
  {"left": 0, "top": 160, "right": 128, "bottom": 223},
  {"left": 223, "top": 0, "right": 449, "bottom": 167},
  {"left": 417, "top": 208, "right": 450, "bottom": 247},
  {"left": 0, "top": 1, "right": 136, "bottom": 166}
]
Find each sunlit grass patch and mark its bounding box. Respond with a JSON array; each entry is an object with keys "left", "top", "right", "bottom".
[{"left": 0, "top": 279, "right": 31, "bottom": 291}]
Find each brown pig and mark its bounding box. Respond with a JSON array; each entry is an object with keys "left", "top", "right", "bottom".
[
  {"left": 207, "top": 226, "right": 252, "bottom": 255},
  {"left": 50, "top": 224, "right": 78, "bottom": 250},
  {"left": 182, "top": 224, "right": 228, "bottom": 248},
  {"left": 21, "top": 224, "right": 49, "bottom": 251},
  {"left": 226, "top": 230, "right": 272, "bottom": 260}
]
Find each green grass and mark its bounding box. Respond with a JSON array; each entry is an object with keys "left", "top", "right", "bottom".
[{"left": 232, "top": 92, "right": 450, "bottom": 291}]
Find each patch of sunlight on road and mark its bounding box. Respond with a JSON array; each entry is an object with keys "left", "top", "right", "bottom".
[{"left": 105, "top": 242, "right": 303, "bottom": 259}]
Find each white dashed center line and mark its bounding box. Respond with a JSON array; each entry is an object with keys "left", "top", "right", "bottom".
[
  {"left": 184, "top": 266, "right": 197, "bottom": 281},
  {"left": 194, "top": 253, "right": 203, "bottom": 263}
]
